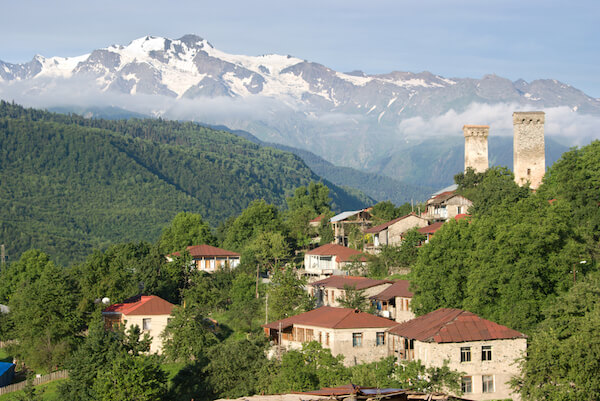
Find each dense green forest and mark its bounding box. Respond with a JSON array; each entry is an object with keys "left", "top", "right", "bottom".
[{"left": 0, "top": 101, "right": 372, "bottom": 265}]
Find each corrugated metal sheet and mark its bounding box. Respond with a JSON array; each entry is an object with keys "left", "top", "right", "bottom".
[
  {"left": 311, "top": 276, "right": 391, "bottom": 291},
  {"left": 370, "top": 280, "right": 413, "bottom": 300},
  {"left": 263, "top": 306, "right": 397, "bottom": 330},
  {"left": 102, "top": 295, "right": 174, "bottom": 316}
]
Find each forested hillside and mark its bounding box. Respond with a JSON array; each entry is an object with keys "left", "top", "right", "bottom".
[{"left": 0, "top": 101, "right": 371, "bottom": 265}]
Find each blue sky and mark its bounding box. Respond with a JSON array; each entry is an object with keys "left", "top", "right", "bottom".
[{"left": 2, "top": 0, "right": 599, "bottom": 97}]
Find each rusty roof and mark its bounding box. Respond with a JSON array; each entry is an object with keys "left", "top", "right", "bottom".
[
  {"left": 309, "top": 214, "right": 326, "bottom": 223},
  {"left": 263, "top": 306, "right": 397, "bottom": 330},
  {"left": 306, "top": 243, "right": 367, "bottom": 263},
  {"left": 370, "top": 280, "right": 413, "bottom": 300},
  {"left": 102, "top": 295, "right": 174, "bottom": 316},
  {"left": 169, "top": 244, "right": 240, "bottom": 258},
  {"left": 418, "top": 222, "right": 445, "bottom": 235},
  {"left": 426, "top": 192, "right": 471, "bottom": 206},
  {"left": 364, "top": 213, "right": 422, "bottom": 234},
  {"left": 311, "top": 276, "right": 391, "bottom": 290},
  {"left": 388, "top": 308, "right": 527, "bottom": 343}
]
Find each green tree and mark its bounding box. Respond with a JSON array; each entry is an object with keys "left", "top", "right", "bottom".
[
  {"left": 393, "top": 359, "right": 463, "bottom": 394},
  {"left": 9, "top": 260, "right": 83, "bottom": 371},
  {"left": 93, "top": 352, "right": 167, "bottom": 401},
  {"left": 268, "top": 265, "right": 314, "bottom": 321},
  {"left": 318, "top": 217, "right": 335, "bottom": 245},
  {"left": 350, "top": 356, "right": 402, "bottom": 388},
  {"left": 336, "top": 285, "right": 372, "bottom": 312},
  {"left": 227, "top": 273, "right": 262, "bottom": 332},
  {"left": 206, "top": 335, "right": 270, "bottom": 398},
  {"left": 0, "top": 249, "right": 51, "bottom": 303},
  {"left": 286, "top": 182, "right": 332, "bottom": 216},
  {"left": 158, "top": 212, "right": 216, "bottom": 254},
  {"left": 160, "top": 305, "right": 219, "bottom": 362},
  {"left": 223, "top": 200, "right": 284, "bottom": 251},
  {"left": 513, "top": 273, "right": 600, "bottom": 400}
]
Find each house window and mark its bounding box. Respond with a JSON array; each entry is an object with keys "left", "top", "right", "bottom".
[
  {"left": 482, "top": 345, "right": 492, "bottom": 361},
  {"left": 352, "top": 333, "right": 363, "bottom": 347},
  {"left": 482, "top": 375, "right": 494, "bottom": 393},
  {"left": 325, "top": 333, "right": 330, "bottom": 346},
  {"left": 330, "top": 290, "right": 335, "bottom": 304},
  {"left": 460, "top": 346, "right": 471, "bottom": 362},
  {"left": 142, "top": 318, "right": 151, "bottom": 331},
  {"left": 318, "top": 332, "right": 322, "bottom": 344},
  {"left": 461, "top": 376, "right": 472, "bottom": 393},
  {"left": 306, "top": 329, "right": 314, "bottom": 341},
  {"left": 376, "top": 332, "right": 385, "bottom": 346}
]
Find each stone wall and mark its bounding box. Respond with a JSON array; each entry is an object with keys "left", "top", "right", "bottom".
[
  {"left": 463, "top": 125, "right": 489, "bottom": 173},
  {"left": 513, "top": 111, "right": 545, "bottom": 189}
]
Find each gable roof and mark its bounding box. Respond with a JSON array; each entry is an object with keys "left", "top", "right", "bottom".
[
  {"left": 169, "top": 244, "right": 240, "bottom": 258},
  {"left": 370, "top": 280, "right": 413, "bottom": 300},
  {"left": 311, "top": 276, "right": 391, "bottom": 290},
  {"left": 364, "top": 213, "right": 423, "bottom": 234},
  {"left": 263, "top": 306, "right": 397, "bottom": 330},
  {"left": 388, "top": 308, "right": 527, "bottom": 343},
  {"left": 306, "top": 243, "right": 367, "bottom": 263},
  {"left": 418, "top": 222, "right": 445, "bottom": 235},
  {"left": 102, "top": 295, "right": 174, "bottom": 316}
]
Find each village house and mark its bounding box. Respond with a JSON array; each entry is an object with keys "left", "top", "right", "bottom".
[
  {"left": 166, "top": 244, "right": 240, "bottom": 272},
  {"left": 423, "top": 192, "right": 472, "bottom": 223},
  {"left": 364, "top": 213, "right": 429, "bottom": 253},
  {"left": 387, "top": 308, "right": 527, "bottom": 401},
  {"left": 263, "top": 306, "right": 397, "bottom": 366},
  {"left": 330, "top": 209, "right": 372, "bottom": 246},
  {"left": 303, "top": 243, "right": 367, "bottom": 281},
  {"left": 309, "top": 276, "right": 392, "bottom": 307},
  {"left": 102, "top": 295, "right": 175, "bottom": 354},
  {"left": 417, "top": 221, "right": 445, "bottom": 244},
  {"left": 370, "top": 280, "right": 414, "bottom": 322}
]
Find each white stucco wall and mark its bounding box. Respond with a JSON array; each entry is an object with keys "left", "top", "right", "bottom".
[{"left": 123, "top": 314, "right": 171, "bottom": 354}]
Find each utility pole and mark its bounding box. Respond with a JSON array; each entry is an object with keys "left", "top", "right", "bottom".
[
  {"left": 572, "top": 260, "right": 587, "bottom": 284},
  {"left": 265, "top": 292, "right": 269, "bottom": 325}
]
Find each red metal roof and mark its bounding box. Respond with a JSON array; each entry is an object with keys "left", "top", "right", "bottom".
[
  {"left": 102, "top": 295, "right": 174, "bottom": 316},
  {"left": 169, "top": 244, "right": 240, "bottom": 258},
  {"left": 263, "top": 306, "right": 397, "bottom": 330},
  {"left": 310, "top": 214, "right": 326, "bottom": 223},
  {"left": 388, "top": 308, "right": 526, "bottom": 343},
  {"left": 417, "top": 222, "right": 445, "bottom": 234},
  {"left": 364, "top": 213, "right": 421, "bottom": 234},
  {"left": 311, "top": 276, "right": 391, "bottom": 290},
  {"left": 370, "top": 280, "right": 413, "bottom": 300},
  {"left": 454, "top": 214, "right": 470, "bottom": 221},
  {"left": 306, "top": 243, "right": 367, "bottom": 263}
]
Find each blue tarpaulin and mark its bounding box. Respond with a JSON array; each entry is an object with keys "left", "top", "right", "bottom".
[{"left": 0, "top": 362, "right": 15, "bottom": 387}]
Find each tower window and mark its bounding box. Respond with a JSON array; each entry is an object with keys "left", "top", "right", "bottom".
[{"left": 527, "top": 168, "right": 531, "bottom": 176}]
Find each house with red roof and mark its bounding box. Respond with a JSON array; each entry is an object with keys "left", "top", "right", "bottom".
[
  {"left": 263, "top": 306, "right": 397, "bottom": 366},
  {"left": 166, "top": 244, "right": 240, "bottom": 272},
  {"left": 387, "top": 308, "right": 527, "bottom": 401},
  {"left": 424, "top": 191, "right": 472, "bottom": 223},
  {"left": 102, "top": 295, "right": 175, "bottom": 354},
  {"left": 417, "top": 221, "right": 445, "bottom": 243},
  {"left": 363, "top": 213, "right": 429, "bottom": 252},
  {"left": 303, "top": 244, "right": 367, "bottom": 281},
  {"left": 369, "top": 280, "right": 414, "bottom": 322},
  {"left": 309, "top": 276, "right": 392, "bottom": 307}
]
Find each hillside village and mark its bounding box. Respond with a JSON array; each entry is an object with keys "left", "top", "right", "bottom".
[{"left": 0, "top": 107, "right": 599, "bottom": 401}]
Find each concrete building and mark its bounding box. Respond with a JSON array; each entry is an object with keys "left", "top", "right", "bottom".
[
  {"left": 370, "top": 280, "right": 414, "bottom": 322},
  {"left": 102, "top": 295, "right": 175, "bottom": 354},
  {"left": 364, "top": 213, "right": 429, "bottom": 252},
  {"left": 263, "top": 306, "right": 397, "bottom": 366},
  {"left": 166, "top": 244, "right": 240, "bottom": 272},
  {"left": 310, "top": 276, "right": 392, "bottom": 307},
  {"left": 388, "top": 308, "right": 527, "bottom": 401},
  {"left": 463, "top": 125, "right": 489, "bottom": 173},
  {"left": 303, "top": 243, "right": 367, "bottom": 281},
  {"left": 513, "top": 111, "right": 545, "bottom": 189}
]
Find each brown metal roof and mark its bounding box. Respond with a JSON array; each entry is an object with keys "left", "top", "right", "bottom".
[
  {"left": 426, "top": 191, "right": 470, "bottom": 206},
  {"left": 306, "top": 243, "right": 367, "bottom": 263},
  {"left": 388, "top": 308, "right": 526, "bottom": 343},
  {"left": 263, "top": 306, "right": 397, "bottom": 330},
  {"left": 311, "top": 276, "right": 391, "bottom": 290},
  {"left": 417, "top": 222, "right": 445, "bottom": 234},
  {"left": 364, "top": 213, "right": 420, "bottom": 234},
  {"left": 370, "top": 280, "right": 413, "bottom": 300}
]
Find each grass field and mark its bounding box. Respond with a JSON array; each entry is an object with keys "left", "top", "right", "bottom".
[
  {"left": 0, "top": 349, "right": 11, "bottom": 363},
  {"left": 0, "top": 379, "right": 65, "bottom": 401}
]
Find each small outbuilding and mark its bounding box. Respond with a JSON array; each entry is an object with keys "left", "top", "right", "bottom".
[{"left": 0, "top": 362, "right": 15, "bottom": 388}]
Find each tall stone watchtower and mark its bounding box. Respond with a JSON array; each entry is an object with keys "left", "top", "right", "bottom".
[
  {"left": 513, "top": 111, "right": 545, "bottom": 189},
  {"left": 463, "top": 125, "right": 489, "bottom": 173}
]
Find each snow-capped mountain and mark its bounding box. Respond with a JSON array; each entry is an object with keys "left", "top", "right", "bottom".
[{"left": 1, "top": 34, "right": 599, "bottom": 186}]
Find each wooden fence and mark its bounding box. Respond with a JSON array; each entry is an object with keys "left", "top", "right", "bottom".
[
  {"left": 0, "top": 370, "right": 69, "bottom": 396},
  {"left": 0, "top": 340, "right": 17, "bottom": 348}
]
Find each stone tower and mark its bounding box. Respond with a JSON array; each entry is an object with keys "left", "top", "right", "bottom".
[
  {"left": 463, "top": 125, "right": 489, "bottom": 173},
  {"left": 513, "top": 111, "right": 545, "bottom": 189}
]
